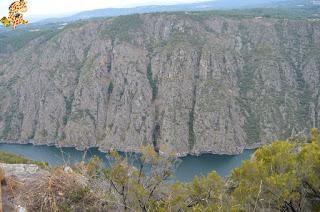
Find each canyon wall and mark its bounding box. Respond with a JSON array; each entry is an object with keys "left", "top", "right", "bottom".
[{"left": 0, "top": 13, "right": 320, "bottom": 155}]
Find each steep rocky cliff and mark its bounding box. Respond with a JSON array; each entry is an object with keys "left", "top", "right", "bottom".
[{"left": 0, "top": 12, "right": 320, "bottom": 155}]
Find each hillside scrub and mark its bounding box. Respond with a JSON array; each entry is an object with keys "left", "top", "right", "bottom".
[
  {"left": 0, "top": 151, "right": 48, "bottom": 167},
  {"left": 3, "top": 129, "right": 320, "bottom": 211}
]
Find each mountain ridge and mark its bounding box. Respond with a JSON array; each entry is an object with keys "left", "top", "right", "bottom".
[
  {"left": 0, "top": 11, "right": 320, "bottom": 155},
  {"left": 35, "top": 0, "right": 316, "bottom": 24}
]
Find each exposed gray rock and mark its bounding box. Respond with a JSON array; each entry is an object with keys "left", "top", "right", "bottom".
[
  {"left": 0, "top": 163, "right": 48, "bottom": 180},
  {"left": 0, "top": 13, "right": 320, "bottom": 155}
]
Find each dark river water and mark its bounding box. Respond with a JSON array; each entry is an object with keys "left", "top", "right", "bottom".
[{"left": 0, "top": 143, "right": 255, "bottom": 182}]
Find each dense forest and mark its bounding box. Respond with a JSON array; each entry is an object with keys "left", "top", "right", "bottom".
[{"left": 0, "top": 128, "right": 319, "bottom": 211}]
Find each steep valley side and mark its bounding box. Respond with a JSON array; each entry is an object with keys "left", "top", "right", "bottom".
[{"left": 0, "top": 12, "right": 320, "bottom": 155}]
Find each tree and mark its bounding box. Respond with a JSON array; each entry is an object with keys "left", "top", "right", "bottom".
[
  {"left": 231, "top": 141, "right": 301, "bottom": 211},
  {"left": 103, "top": 145, "right": 178, "bottom": 211},
  {"left": 298, "top": 128, "right": 320, "bottom": 211},
  {"left": 47, "top": 129, "right": 320, "bottom": 211},
  {"left": 5, "top": 129, "right": 320, "bottom": 211}
]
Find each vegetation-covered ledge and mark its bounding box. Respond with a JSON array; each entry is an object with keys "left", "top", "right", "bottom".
[{"left": 0, "top": 152, "right": 48, "bottom": 167}]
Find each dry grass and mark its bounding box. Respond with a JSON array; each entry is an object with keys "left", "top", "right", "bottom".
[
  {"left": 16, "top": 167, "right": 109, "bottom": 212},
  {"left": 5, "top": 176, "right": 20, "bottom": 196},
  {"left": 22, "top": 168, "right": 80, "bottom": 211}
]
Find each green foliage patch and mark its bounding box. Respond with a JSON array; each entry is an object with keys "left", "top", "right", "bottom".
[
  {"left": 179, "top": 6, "right": 320, "bottom": 21},
  {"left": 188, "top": 110, "right": 195, "bottom": 150},
  {"left": 102, "top": 14, "right": 143, "bottom": 42},
  {"left": 0, "top": 151, "right": 48, "bottom": 167},
  {"left": 231, "top": 129, "right": 320, "bottom": 211},
  {"left": 146, "top": 62, "right": 158, "bottom": 101},
  {"left": 7, "top": 129, "right": 320, "bottom": 211}
]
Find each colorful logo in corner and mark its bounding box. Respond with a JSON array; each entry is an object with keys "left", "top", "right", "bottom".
[{"left": 1, "top": 0, "right": 29, "bottom": 29}]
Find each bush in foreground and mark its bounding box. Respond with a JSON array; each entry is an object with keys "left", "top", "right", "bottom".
[
  {"left": 4, "top": 129, "right": 320, "bottom": 211},
  {"left": 230, "top": 128, "right": 320, "bottom": 211}
]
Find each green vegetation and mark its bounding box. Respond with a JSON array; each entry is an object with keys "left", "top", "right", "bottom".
[
  {"left": 231, "top": 129, "right": 320, "bottom": 211},
  {"left": 0, "top": 151, "right": 48, "bottom": 167},
  {"left": 4, "top": 129, "right": 320, "bottom": 211},
  {"left": 244, "top": 110, "right": 261, "bottom": 144},
  {"left": 0, "top": 30, "right": 43, "bottom": 54},
  {"left": 146, "top": 62, "right": 158, "bottom": 100},
  {"left": 238, "top": 59, "right": 262, "bottom": 144},
  {"left": 63, "top": 95, "right": 75, "bottom": 125},
  {"left": 39, "top": 129, "right": 48, "bottom": 138},
  {"left": 188, "top": 110, "right": 195, "bottom": 150},
  {"left": 275, "top": 20, "right": 313, "bottom": 127},
  {"left": 0, "top": 24, "right": 61, "bottom": 55},
  {"left": 152, "top": 123, "right": 160, "bottom": 148},
  {"left": 1, "top": 9, "right": 320, "bottom": 209},
  {"left": 70, "top": 109, "right": 96, "bottom": 127},
  {"left": 159, "top": 29, "right": 206, "bottom": 50},
  {"left": 179, "top": 7, "right": 320, "bottom": 21},
  {"left": 101, "top": 14, "right": 143, "bottom": 42}
]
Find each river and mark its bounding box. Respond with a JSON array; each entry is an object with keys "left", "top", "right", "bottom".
[{"left": 0, "top": 143, "right": 255, "bottom": 182}]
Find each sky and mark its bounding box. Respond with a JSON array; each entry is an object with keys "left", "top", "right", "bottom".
[{"left": 0, "top": 0, "right": 207, "bottom": 18}]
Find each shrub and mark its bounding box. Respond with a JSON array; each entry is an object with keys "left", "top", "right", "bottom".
[
  {"left": 230, "top": 129, "right": 320, "bottom": 211},
  {"left": 0, "top": 151, "right": 48, "bottom": 167},
  {"left": 2, "top": 129, "right": 320, "bottom": 211}
]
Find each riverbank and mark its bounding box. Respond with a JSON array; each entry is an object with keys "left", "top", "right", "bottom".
[
  {"left": 0, "top": 139, "right": 257, "bottom": 157},
  {"left": 0, "top": 143, "right": 255, "bottom": 181}
]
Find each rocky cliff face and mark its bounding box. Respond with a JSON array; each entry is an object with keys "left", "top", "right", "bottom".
[{"left": 0, "top": 13, "right": 320, "bottom": 155}]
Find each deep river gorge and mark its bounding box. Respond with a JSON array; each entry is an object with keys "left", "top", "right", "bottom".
[{"left": 0, "top": 143, "right": 255, "bottom": 182}]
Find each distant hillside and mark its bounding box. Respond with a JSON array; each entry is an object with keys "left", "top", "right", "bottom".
[{"left": 37, "top": 0, "right": 317, "bottom": 24}]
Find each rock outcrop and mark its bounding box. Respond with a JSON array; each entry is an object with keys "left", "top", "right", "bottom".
[
  {"left": 0, "top": 163, "right": 47, "bottom": 180},
  {"left": 0, "top": 163, "right": 48, "bottom": 210},
  {"left": 0, "top": 12, "right": 320, "bottom": 155}
]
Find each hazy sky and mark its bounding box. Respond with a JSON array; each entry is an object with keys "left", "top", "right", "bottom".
[{"left": 0, "top": 0, "right": 206, "bottom": 18}]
